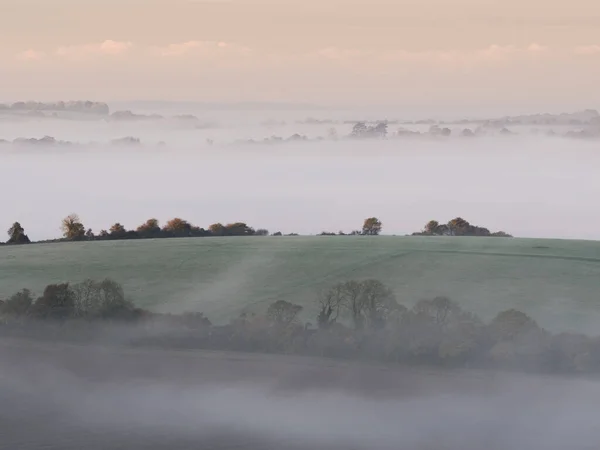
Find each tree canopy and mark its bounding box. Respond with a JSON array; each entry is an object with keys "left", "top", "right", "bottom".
[
  {"left": 7, "top": 222, "right": 30, "bottom": 244},
  {"left": 362, "top": 217, "right": 383, "bottom": 235},
  {"left": 61, "top": 214, "right": 86, "bottom": 241}
]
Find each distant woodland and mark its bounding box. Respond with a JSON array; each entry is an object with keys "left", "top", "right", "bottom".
[
  {"left": 0, "top": 277, "right": 595, "bottom": 375},
  {"left": 2, "top": 101, "right": 600, "bottom": 145},
  {"left": 3, "top": 216, "right": 511, "bottom": 245}
]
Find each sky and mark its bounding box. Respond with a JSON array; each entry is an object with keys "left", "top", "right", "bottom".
[{"left": 2, "top": 0, "right": 600, "bottom": 115}]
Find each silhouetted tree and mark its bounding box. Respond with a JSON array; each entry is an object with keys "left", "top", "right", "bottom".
[
  {"left": 413, "top": 296, "right": 460, "bottom": 326},
  {"left": 415, "top": 218, "right": 511, "bottom": 238},
  {"left": 340, "top": 280, "right": 367, "bottom": 330},
  {"left": 489, "top": 309, "right": 540, "bottom": 342},
  {"left": 72, "top": 278, "right": 133, "bottom": 319},
  {"left": 316, "top": 283, "right": 344, "bottom": 329},
  {"left": 351, "top": 122, "right": 368, "bottom": 138},
  {"left": 0, "top": 289, "right": 33, "bottom": 316},
  {"left": 225, "top": 222, "right": 255, "bottom": 236},
  {"left": 360, "top": 279, "right": 397, "bottom": 329},
  {"left": 373, "top": 122, "right": 388, "bottom": 138},
  {"left": 267, "top": 300, "right": 303, "bottom": 326},
  {"left": 31, "top": 283, "right": 75, "bottom": 320},
  {"left": 488, "top": 309, "right": 549, "bottom": 369},
  {"left": 7, "top": 222, "right": 30, "bottom": 244}
]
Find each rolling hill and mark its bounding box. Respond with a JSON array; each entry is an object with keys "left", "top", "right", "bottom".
[{"left": 1, "top": 236, "right": 600, "bottom": 333}]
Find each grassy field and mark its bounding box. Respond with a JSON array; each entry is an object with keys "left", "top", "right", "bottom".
[{"left": 1, "top": 236, "right": 600, "bottom": 333}]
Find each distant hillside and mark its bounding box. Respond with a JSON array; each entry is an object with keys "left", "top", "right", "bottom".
[
  {"left": 0, "top": 101, "right": 109, "bottom": 115},
  {"left": 1, "top": 236, "right": 599, "bottom": 334}
]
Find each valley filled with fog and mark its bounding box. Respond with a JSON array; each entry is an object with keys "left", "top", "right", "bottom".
[
  {"left": 1, "top": 103, "right": 600, "bottom": 241},
  {"left": 3, "top": 102, "right": 600, "bottom": 450}
]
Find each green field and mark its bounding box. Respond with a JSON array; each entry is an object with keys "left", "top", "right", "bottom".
[{"left": 1, "top": 236, "right": 600, "bottom": 333}]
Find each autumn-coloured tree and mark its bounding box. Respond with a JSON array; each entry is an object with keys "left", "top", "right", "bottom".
[
  {"left": 362, "top": 217, "right": 382, "bottom": 236},
  {"left": 162, "top": 218, "right": 192, "bottom": 237},
  {"left": 209, "top": 223, "right": 226, "bottom": 236},
  {"left": 423, "top": 220, "right": 440, "bottom": 235},
  {"left": 136, "top": 218, "right": 161, "bottom": 237},
  {"left": 61, "top": 214, "right": 85, "bottom": 241},
  {"left": 447, "top": 217, "right": 470, "bottom": 236},
  {"left": 109, "top": 223, "right": 127, "bottom": 237}
]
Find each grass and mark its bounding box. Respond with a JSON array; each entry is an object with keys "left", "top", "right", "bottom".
[{"left": 1, "top": 236, "right": 600, "bottom": 333}]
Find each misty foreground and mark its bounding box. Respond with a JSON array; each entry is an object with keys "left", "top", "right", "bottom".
[
  {"left": 2, "top": 338, "right": 600, "bottom": 450},
  {"left": 4, "top": 279, "right": 600, "bottom": 449}
]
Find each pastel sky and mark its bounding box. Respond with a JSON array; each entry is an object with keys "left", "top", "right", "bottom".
[{"left": 2, "top": 0, "right": 600, "bottom": 114}]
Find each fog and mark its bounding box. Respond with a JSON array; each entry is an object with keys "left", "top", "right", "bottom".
[
  {"left": 2, "top": 339, "right": 600, "bottom": 450},
  {"left": 1, "top": 107, "right": 600, "bottom": 240},
  {"left": 3, "top": 104, "right": 600, "bottom": 449}
]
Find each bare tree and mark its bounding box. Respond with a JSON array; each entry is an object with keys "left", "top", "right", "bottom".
[
  {"left": 360, "top": 279, "right": 397, "bottom": 329},
  {"left": 316, "top": 283, "right": 344, "bottom": 329},
  {"left": 267, "top": 300, "right": 303, "bottom": 326},
  {"left": 340, "top": 280, "right": 366, "bottom": 330},
  {"left": 413, "top": 296, "right": 459, "bottom": 326}
]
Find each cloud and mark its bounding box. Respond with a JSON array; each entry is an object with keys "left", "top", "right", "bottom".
[
  {"left": 13, "top": 41, "right": 597, "bottom": 73},
  {"left": 574, "top": 45, "right": 600, "bottom": 55},
  {"left": 153, "top": 40, "right": 251, "bottom": 58},
  {"left": 16, "top": 49, "right": 44, "bottom": 61},
  {"left": 56, "top": 40, "right": 134, "bottom": 58},
  {"left": 312, "top": 44, "right": 552, "bottom": 68},
  {"left": 98, "top": 40, "right": 134, "bottom": 55},
  {"left": 316, "top": 47, "right": 364, "bottom": 61},
  {"left": 527, "top": 43, "right": 548, "bottom": 52}
]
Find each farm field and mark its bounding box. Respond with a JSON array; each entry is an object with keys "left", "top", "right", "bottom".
[{"left": 1, "top": 236, "right": 600, "bottom": 333}]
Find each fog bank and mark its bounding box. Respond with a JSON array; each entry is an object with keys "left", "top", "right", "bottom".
[
  {"left": 2, "top": 134, "right": 600, "bottom": 240},
  {"left": 2, "top": 340, "right": 600, "bottom": 450}
]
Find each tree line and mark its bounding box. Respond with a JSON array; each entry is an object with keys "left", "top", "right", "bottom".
[
  {"left": 3, "top": 216, "right": 513, "bottom": 245},
  {"left": 413, "top": 217, "right": 512, "bottom": 237},
  {"left": 3, "top": 216, "right": 385, "bottom": 244},
  {"left": 0, "top": 278, "right": 594, "bottom": 375}
]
